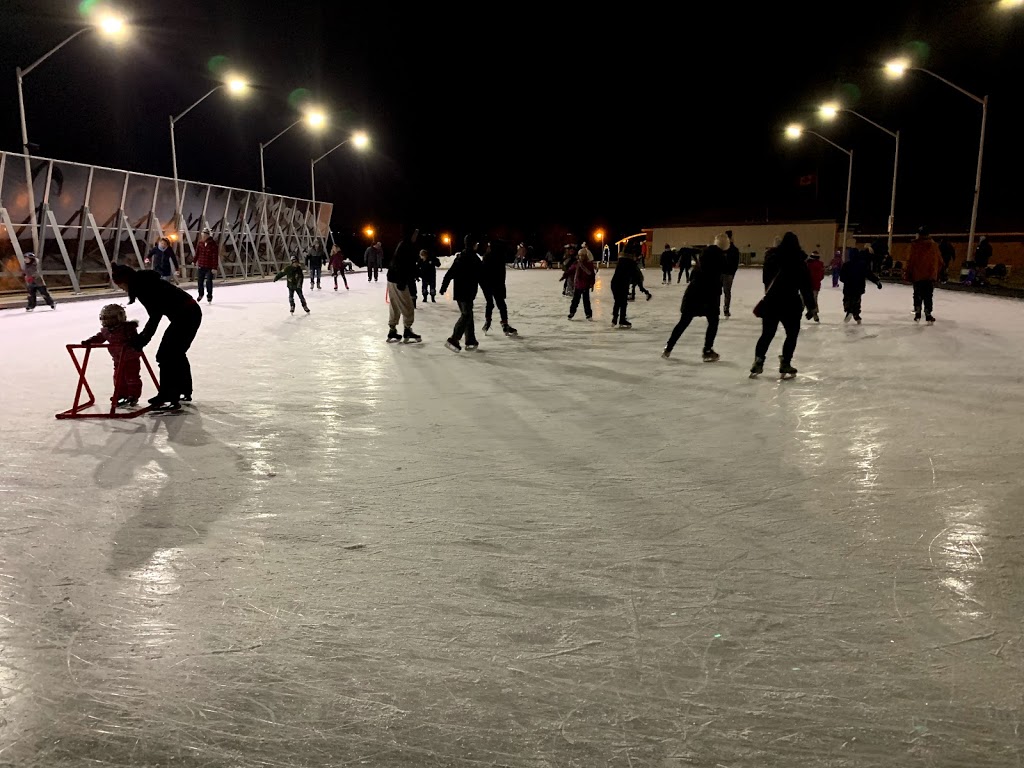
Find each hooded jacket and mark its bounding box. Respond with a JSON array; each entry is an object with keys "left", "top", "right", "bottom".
[
  {"left": 759, "top": 234, "right": 815, "bottom": 315},
  {"left": 723, "top": 243, "right": 741, "bottom": 276},
  {"left": 480, "top": 247, "right": 507, "bottom": 289},
  {"left": 148, "top": 245, "right": 179, "bottom": 277},
  {"left": 905, "top": 237, "right": 943, "bottom": 283},
  {"left": 440, "top": 240, "right": 482, "bottom": 302},
  {"left": 680, "top": 245, "right": 726, "bottom": 317}
]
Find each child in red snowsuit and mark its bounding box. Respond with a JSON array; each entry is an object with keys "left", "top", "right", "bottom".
[
  {"left": 806, "top": 251, "right": 825, "bottom": 322},
  {"left": 81, "top": 304, "right": 143, "bottom": 406}
]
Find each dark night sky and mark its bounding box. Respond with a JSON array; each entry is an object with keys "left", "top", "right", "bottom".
[{"left": 1, "top": 0, "right": 1022, "bottom": 250}]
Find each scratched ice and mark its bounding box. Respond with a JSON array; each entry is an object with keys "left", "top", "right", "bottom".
[{"left": 1, "top": 269, "right": 1022, "bottom": 767}]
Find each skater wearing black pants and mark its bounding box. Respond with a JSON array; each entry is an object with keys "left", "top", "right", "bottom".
[
  {"left": 111, "top": 264, "right": 202, "bottom": 412},
  {"left": 22, "top": 253, "right": 56, "bottom": 311},
  {"left": 306, "top": 246, "right": 326, "bottom": 290},
  {"left": 611, "top": 252, "right": 650, "bottom": 327},
  {"left": 722, "top": 231, "right": 740, "bottom": 317},
  {"left": 677, "top": 247, "right": 694, "bottom": 284},
  {"left": 663, "top": 233, "right": 728, "bottom": 361},
  {"left": 440, "top": 236, "right": 482, "bottom": 352},
  {"left": 329, "top": 246, "right": 349, "bottom": 290},
  {"left": 417, "top": 250, "right": 440, "bottom": 302},
  {"left": 659, "top": 244, "right": 674, "bottom": 284},
  {"left": 480, "top": 241, "right": 517, "bottom": 335},
  {"left": 564, "top": 247, "right": 596, "bottom": 320},
  {"left": 839, "top": 249, "right": 882, "bottom": 324},
  {"left": 749, "top": 232, "right": 816, "bottom": 378}
]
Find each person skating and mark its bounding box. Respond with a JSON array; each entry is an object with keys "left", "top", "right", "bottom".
[
  {"left": 306, "top": 245, "right": 326, "bottom": 290},
  {"left": 417, "top": 249, "right": 440, "bottom": 302},
  {"left": 659, "top": 244, "right": 675, "bottom": 284},
  {"left": 364, "top": 241, "right": 383, "bottom": 282},
  {"left": 722, "top": 231, "right": 740, "bottom": 317},
  {"left": 662, "top": 233, "right": 728, "bottom": 361},
  {"left": 906, "top": 226, "right": 942, "bottom": 323},
  {"left": 146, "top": 237, "right": 179, "bottom": 281},
  {"left": 274, "top": 256, "right": 310, "bottom": 314},
  {"left": 480, "top": 241, "right": 517, "bottom": 335},
  {"left": 830, "top": 250, "right": 843, "bottom": 288},
  {"left": 440, "top": 235, "right": 482, "bottom": 352},
  {"left": 385, "top": 227, "right": 421, "bottom": 343},
  {"left": 611, "top": 251, "right": 650, "bottom": 328},
  {"left": 749, "top": 232, "right": 815, "bottom": 378},
  {"left": 938, "top": 238, "right": 955, "bottom": 284},
  {"left": 676, "top": 246, "right": 694, "bottom": 284},
  {"left": 602, "top": 241, "right": 611, "bottom": 266},
  {"left": 564, "top": 245, "right": 596, "bottom": 320},
  {"left": 194, "top": 228, "right": 219, "bottom": 303},
  {"left": 111, "top": 264, "right": 202, "bottom": 412},
  {"left": 806, "top": 250, "right": 825, "bottom": 322},
  {"left": 839, "top": 249, "right": 882, "bottom": 324},
  {"left": 560, "top": 247, "right": 578, "bottom": 297},
  {"left": 22, "top": 252, "right": 56, "bottom": 311},
  {"left": 329, "top": 245, "right": 349, "bottom": 290},
  {"left": 81, "top": 304, "right": 143, "bottom": 407}
]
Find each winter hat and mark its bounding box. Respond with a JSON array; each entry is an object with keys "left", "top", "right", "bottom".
[
  {"left": 917, "top": 226, "right": 930, "bottom": 237},
  {"left": 111, "top": 264, "right": 135, "bottom": 284},
  {"left": 713, "top": 233, "right": 730, "bottom": 250},
  {"left": 100, "top": 304, "right": 127, "bottom": 327},
  {"left": 291, "top": 255, "right": 300, "bottom": 263},
  {"left": 24, "top": 252, "right": 36, "bottom": 262}
]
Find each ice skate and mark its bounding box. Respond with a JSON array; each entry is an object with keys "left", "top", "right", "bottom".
[
  {"left": 617, "top": 320, "right": 631, "bottom": 329},
  {"left": 779, "top": 357, "right": 798, "bottom": 379},
  {"left": 303, "top": 306, "right": 310, "bottom": 313},
  {"left": 465, "top": 341, "right": 479, "bottom": 350},
  {"left": 290, "top": 306, "right": 295, "bottom": 314},
  {"left": 724, "top": 309, "right": 731, "bottom": 318},
  {"left": 925, "top": 314, "right": 936, "bottom": 323},
  {"left": 702, "top": 349, "right": 720, "bottom": 362},
  {"left": 749, "top": 356, "right": 765, "bottom": 378},
  {"left": 854, "top": 315, "right": 861, "bottom": 324},
  {"left": 445, "top": 338, "right": 462, "bottom": 353},
  {"left": 403, "top": 327, "right": 422, "bottom": 343},
  {"left": 914, "top": 311, "right": 921, "bottom": 322},
  {"left": 25, "top": 307, "right": 33, "bottom": 312},
  {"left": 386, "top": 328, "right": 402, "bottom": 343},
  {"left": 844, "top": 312, "right": 852, "bottom": 323},
  {"left": 482, "top": 320, "right": 491, "bottom": 334},
  {"left": 151, "top": 401, "right": 183, "bottom": 414},
  {"left": 813, "top": 313, "right": 820, "bottom": 323},
  {"left": 181, "top": 395, "right": 193, "bottom": 403},
  {"left": 502, "top": 324, "right": 518, "bottom": 336},
  {"left": 662, "top": 347, "right": 672, "bottom": 359}
]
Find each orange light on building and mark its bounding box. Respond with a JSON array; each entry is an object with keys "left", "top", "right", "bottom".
[
  {"left": 364, "top": 226, "right": 374, "bottom": 239},
  {"left": 441, "top": 234, "right": 450, "bottom": 245}
]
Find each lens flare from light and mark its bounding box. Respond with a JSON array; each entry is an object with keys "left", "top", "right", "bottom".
[
  {"left": 352, "top": 131, "right": 370, "bottom": 150},
  {"left": 885, "top": 58, "right": 910, "bottom": 78},
  {"left": 785, "top": 124, "right": 804, "bottom": 139}
]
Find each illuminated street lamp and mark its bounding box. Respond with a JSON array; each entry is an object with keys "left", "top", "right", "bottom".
[
  {"left": 786, "top": 123, "right": 853, "bottom": 258},
  {"left": 885, "top": 57, "right": 988, "bottom": 258},
  {"left": 997, "top": 0, "right": 1023, "bottom": 9},
  {"left": 441, "top": 233, "right": 451, "bottom": 254},
  {"left": 364, "top": 226, "right": 375, "bottom": 240},
  {"left": 170, "top": 74, "right": 249, "bottom": 246},
  {"left": 310, "top": 130, "right": 371, "bottom": 251},
  {"left": 15, "top": 9, "right": 129, "bottom": 253},
  {"left": 260, "top": 108, "right": 328, "bottom": 193},
  {"left": 820, "top": 101, "right": 900, "bottom": 254}
]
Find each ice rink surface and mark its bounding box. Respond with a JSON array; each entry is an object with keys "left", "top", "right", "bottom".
[{"left": 1, "top": 267, "right": 1023, "bottom": 767}]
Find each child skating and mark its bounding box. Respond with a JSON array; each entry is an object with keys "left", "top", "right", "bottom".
[
  {"left": 81, "top": 304, "right": 143, "bottom": 407},
  {"left": 611, "top": 251, "right": 650, "bottom": 328},
  {"left": 839, "top": 250, "right": 882, "bottom": 324},
  {"left": 417, "top": 249, "right": 440, "bottom": 303},
  {"left": 329, "top": 245, "right": 349, "bottom": 290},
  {"left": 806, "top": 251, "right": 825, "bottom": 322},
  {"left": 274, "top": 256, "right": 310, "bottom": 314},
  {"left": 23, "top": 253, "right": 56, "bottom": 311}
]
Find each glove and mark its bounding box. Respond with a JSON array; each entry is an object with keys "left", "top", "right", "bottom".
[{"left": 80, "top": 340, "right": 92, "bottom": 346}]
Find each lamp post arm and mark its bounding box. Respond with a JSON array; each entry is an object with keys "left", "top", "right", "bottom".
[
  {"left": 20, "top": 28, "right": 91, "bottom": 77},
  {"left": 172, "top": 85, "right": 223, "bottom": 125},
  {"left": 313, "top": 138, "right": 351, "bottom": 166},
  {"left": 261, "top": 118, "right": 303, "bottom": 151},
  {"left": 806, "top": 130, "right": 852, "bottom": 156},
  {"left": 915, "top": 68, "right": 985, "bottom": 104},
  {"left": 844, "top": 109, "right": 898, "bottom": 139}
]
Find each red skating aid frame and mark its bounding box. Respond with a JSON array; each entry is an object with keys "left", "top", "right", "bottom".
[{"left": 55, "top": 344, "right": 160, "bottom": 420}]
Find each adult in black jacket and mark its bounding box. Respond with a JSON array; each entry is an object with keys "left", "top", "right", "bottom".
[
  {"left": 112, "top": 264, "right": 202, "bottom": 412},
  {"left": 663, "top": 234, "right": 728, "bottom": 361},
  {"left": 305, "top": 246, "right": 326, "bottom": 289},
  {"left": 385, "top": 226, "right": 421, "bottom": 342},
  {"left": 479, "top": 241, "right": 516, "bottom": 335},
  {"left": 750, "top": 231, "right": 816, "bottom": 378},
  {"left": 610, "top": 252, "right": 650, "bottom": 327},
  {"left": 722, "top": 230, "right": 741, "bottom": 317},
  {"left": 417, "top": 249, "right": 441, "bottom": 302},
  {"left": 676, "top": 247, "right": 695, "bottom": 284},
  {"left": 440, "top": 236, "right": 482, "bottom": 352},
  {"left": 938, "top": 238, "right": 955, "bottom": 283},
  {"left": 839, "top": 249, "right": 883, "bottom": 323},
  {"left": 659, "top": 245, "right": 675, "bottom": 284}
]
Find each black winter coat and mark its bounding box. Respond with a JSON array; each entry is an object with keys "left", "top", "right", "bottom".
[
  {"left": 760, "top": 244, "right": 815, "bottom": 315},
  {"left": 840, "top": 256, "right": 882, "bottom": 295},
  {"left": 679, "top": 246, "right": 726, "bottom": 317},
  {"left": 480, "top": 249, "right": 507, "bottom": 289},
  {"left": 124, "top": 269, "right": 201, "bottom": 346},
  {"left": 659, "top": 248, "right": 675, "bottom": 269},
  {"left": 723, "top": 244, "right": 740, "bottom": 276},
  {"left": 611, "top": 258, "right": 645, "bottom": 291},
  {"left": 387, "top": 238, "right": 419, "bottom": 289},
  {"left": 417, "top": 255, "right": 441, "bottom": 283},
  {"left": 440, "top": 250, "right": 481, "bottom": 302}
]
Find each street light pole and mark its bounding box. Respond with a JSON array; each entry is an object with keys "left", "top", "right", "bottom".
[
  {"left": 891, "top": 64, "right": 988, "bottom": 261},
  {"left": 804, "top": 130, "right": 853, "bottom": 259},
  {"left": 259, "top": 118, "right": 303, "bottom": 193},
  {"left": 170, "top": 85, "right": 224, "bottom": 244}
]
